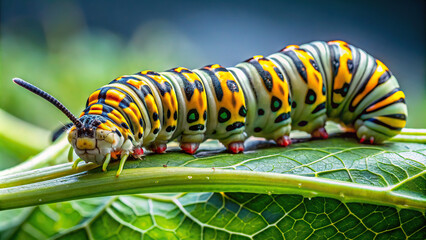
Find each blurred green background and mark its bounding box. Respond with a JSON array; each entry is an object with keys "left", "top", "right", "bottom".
[{"left": 1, "top": 0, "right": 425, "bottom": 168}]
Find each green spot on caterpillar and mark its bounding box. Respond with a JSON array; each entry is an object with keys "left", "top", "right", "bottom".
[
  {"left": 274, "top": 101, "right": 280, "bottom": 108},
  {"left": 13, "top": 40, "right": 407, "bottom": 172},
  {"left": 218, "top": 108, "right": 231, "bottom": 123},
  {"left": 220, "top": 112, "right": 227, "bottom": 119},
  {"left": 187, "top": 109, "right": 199, "bottom": 123}
]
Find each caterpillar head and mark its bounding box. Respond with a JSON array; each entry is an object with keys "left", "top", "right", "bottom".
[
  {"left": 12, "top": 78, "right": 124, "bottom": 165},
  {"left": 68, "top": 115, "right": 124, "bottom": 164}
]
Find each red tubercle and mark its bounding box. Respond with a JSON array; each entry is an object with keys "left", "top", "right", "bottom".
[
  {"left": 276, "top": 135, "right": 292, "bottom": 147},
  {"left": 151, "top": 143, "right": 167, "bottom": 154},
  {"left": 311, "top": 127, "right": 328, "bottom": 139},
  {"left": 133, "top": 148, "right": 144, "bottom": 155},
  {"left": 180, "top": 142, "right": 200, "bottom": 155},
  {"left": 228, "top": 142, "right": 245, "bottom": 154},
  {"left": 132, "top": 147, "right": 144, "bottom": 158}
]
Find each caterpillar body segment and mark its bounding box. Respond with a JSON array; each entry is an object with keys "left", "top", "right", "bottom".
[
  {"left": 135, "top": 70, "right": 179, "bottom": 152},
  {"left": 299, "top": 41, "right": 407, "bottom": 143},
  {"left": 13, "top": 40, "right": 407, "bottom": 176},
  {"left": 193, "top": 66, "right": 246, "bottom": 151},
  {"left": 236, "top": 56, "right": 292, "bottom": 141},
  {"left": 163, "top": 67, "right": 208, "bottom": 144}
]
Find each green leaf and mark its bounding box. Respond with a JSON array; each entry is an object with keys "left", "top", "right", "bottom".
[
  {"left": 0, "top": 123, "right": 425, "bottom": 239},
  {"left": 1, "top": 193, "right": 425, "bottom": 239},
  {"left": 1, "top": 136, "right": 425, "bottom": 211}
]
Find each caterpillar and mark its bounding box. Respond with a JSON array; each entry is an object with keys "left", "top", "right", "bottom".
[{"left": 14, "top": 40, "right": 408, "bottom": 176}]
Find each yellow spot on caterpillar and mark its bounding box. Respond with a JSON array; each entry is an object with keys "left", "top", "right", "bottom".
[
  {"left": 76, "top": 138, "right": 96, "bottom": 149},
  {"left": 87, "top": 90, "right": 101, "bottom": 106},
  {"left": 282, "top": 45, "right": 299, "bottom": 51}
]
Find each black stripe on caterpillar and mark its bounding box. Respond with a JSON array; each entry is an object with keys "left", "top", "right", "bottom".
[{"left": 13, "top": 40, "right": 407, "bottom": 176}]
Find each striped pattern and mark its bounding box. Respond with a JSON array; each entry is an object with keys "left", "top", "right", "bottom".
[{"left": 65, "top": 40, "right": 407, "bottom": 166}]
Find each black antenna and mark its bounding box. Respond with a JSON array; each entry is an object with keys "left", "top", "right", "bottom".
[{"left": 13, "top": 78, "right": 83, "bottom": 128}]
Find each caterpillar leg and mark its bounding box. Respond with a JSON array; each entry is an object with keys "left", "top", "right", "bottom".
[
  {"left": 102, "top": 153, "right": 111, "bottom": 172},
  {"left": 116, "top": 154, "right": 129, "bottom": 177},
  {"left": 72, "top": 158, "right": 84, "bottom": 169},
  {"left": 276, "top": 135, "right": 292, "bottom": 147},
  {"left": 149, "top": 143, "right": 167, "bottom": 154},
  {"left": 219, "top": 133, "right": 247, "bottom": 154},
  {"left": 311, "top": 127, "right": 329, "bottom": 139},
  {"left": 355, "top": 123, "right": 386, "bottom": 144},
  {"left": 180, "top": 142, "right": 200, "bottom": 154},
  {"left": 353, "top": 88, "right": 407, "bottom": 144},
  {"left": 354, "top": 111, "right": 406, "bottom": 145},
  {"left": 227, "top": 141, "right": 244, "bottom": 153},
  {"left": 354, "top": 116, "right": 403, "bottom": 145},
  {"left": 359, "top": 135, "right": 375, "bottom": 144},
  {"left": 68, "top": 146, "right": 74, "bottom": 162}
]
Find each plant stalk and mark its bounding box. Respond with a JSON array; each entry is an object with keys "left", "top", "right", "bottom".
[{"left": 0, "top": 167, "right": 424, "bottom": 211}]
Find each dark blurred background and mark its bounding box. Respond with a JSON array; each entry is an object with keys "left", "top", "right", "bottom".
[{"left": 1, "top": 0, "right": 425, "bottom": 130}]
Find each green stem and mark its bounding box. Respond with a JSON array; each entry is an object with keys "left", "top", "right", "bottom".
[
  {"left": 0, "top": 167, "right": 424, "bottom": 211},
  {"left": 387, "top": 128, "right": 426, "bottom": 143},
  {"left": 0, "top": 161, "right": 98, "bottom": 188},
  {"left": 399, "top": 128, "right": 426, "bottom": 136},
  {"left": 389, "top": 135, "right": 426, "bottom": 143}
]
